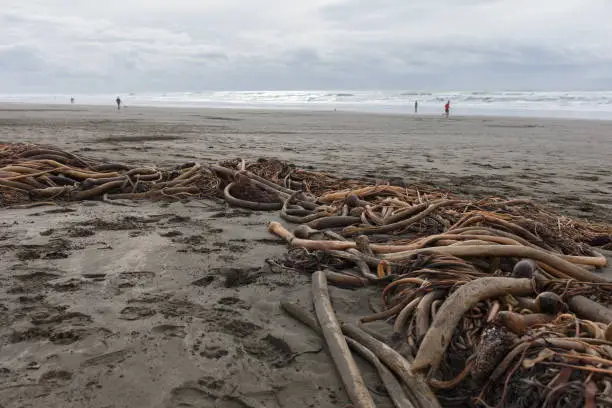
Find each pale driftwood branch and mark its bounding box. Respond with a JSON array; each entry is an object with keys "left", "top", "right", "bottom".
[
  {"left": 312, "top": 271, "right": 376, "bottom": 408},
  {"left": 382, "top": 245, "right": 608, "bottom": 283},
  {"left": 342, "top": 323, "right": 441, "bottom": 408},
  {"left": 568, "top": 295, "right": 612, "bottom": 325}
]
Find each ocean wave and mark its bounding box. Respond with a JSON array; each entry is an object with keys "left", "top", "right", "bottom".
[{"left": 2, "top": 90, "right": 612, "bottom": 119}]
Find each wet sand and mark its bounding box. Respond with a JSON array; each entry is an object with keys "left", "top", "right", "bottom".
[{"left": 0, "top": 104, "right": 610, "bottom": 408}]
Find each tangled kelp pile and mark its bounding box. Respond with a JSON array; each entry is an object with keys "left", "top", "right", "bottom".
[
  {"left": 0, "top": 143, "right": 224, "bottom": 206},
  {"left": 267, "top": 195, "right": 612, "bottom": 407},
  {"left": 2, "top": 143, "right": 612, "bottom": 407}
]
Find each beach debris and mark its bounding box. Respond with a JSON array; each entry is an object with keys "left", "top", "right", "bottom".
[
  {"left": 2, "top": 143, "right": 612, "bottom": 407},
  {"left": 312, "top": 271, "right": 376, "bottom": 408}
]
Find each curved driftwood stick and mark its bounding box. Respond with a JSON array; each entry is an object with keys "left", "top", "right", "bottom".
[
  {"left": 327, "top": 250, "right": 378, "bottom": 281},
  {"left": 382, "top": 245, "right": 608, "bottom": 283},
  {"left": 173, "top": 164, "right": 201, "bottom": 181},
  {"left": 453, "top": 226, "right": 534, "bottom": 243},
  {"left": 30, "top": 186, "right": 73, "bottom": 199},
  {"left": 312, "top": 271, "right": 376, "bottom": 408},
  {"left": 47, "top": 175, "right": 78, "bottom": 186},
  {"left": 268, "top": 222, "right": 356, "bottom": 250},
  {"left": 393, "top": 296, "right": 423, "bottom": 333},
  {"left": 81, "top": 176, "right": 126, "bottom": 187},
  {"left": 105, "top": 186, "right": 199, "bottom": 200},
  {"left": 286, "top": 208, "right": 317, "bottom": 216},
  {"left": 150, "top": 173, "right": 200, "bottom": 190},
  {"left": 20, "top": 148, "right": 89, "bottom": 166},
  {"left": 280, "top": 301, "right": 412, "bottom": 408},
  {"left": 380, "top": 234, "right": 523, "bottom": 253},
  {"left": 280, "top": 194, "right": 328, "bottom": 224},
  {"left": 536, "top": 262, "right": 573, "bottom": 280},
  {"left": 347, "top": 248, "right": 381, "bottom": 274},
  {"left": 20, "top": 148, "right": 73, "bottom": 159},
  {"left": 160, "top": 186, "right": 200, "bottom": 196},
  {"left": 342, "top": 323, "right": 441, "bottom": 408},
  {"left": 90, "top": 163, "right": 131, "bottom": 172},
  {"left": 344, "top": 200, "right": 466, "bottom": 236},
  {"left": 124, "top": 167, "right": 158, "bottom": 177},
  {"left": 415, "top": 290, "right": 445, "bottom": 343},
  {"left": 307, "top": 216, "right": 361, "bottom": 230},
  {"left": 59, "top": 169, "right": 121, "bottom": 180},
  {"left": 496, "top": 311, "right": 555, "bottom": 335},
  {"left": 411, "top": 277, "right": 534, "bottom": 374},
  {"left": 0, "top": 179, "right": 35, "bottom": 191},
  {"left": 74, "top": 180, "right": 126, "bottom": 200},
  {"left": 6, "top": 167, "right": 64, "bottom": 181},
  {"left": 346, "top": 338, "right": 415, "bottom": 408},
  {"left": 514, "top": 296, "right": 538, "bottom": 312},
  {"left": 319, "top": 185, "right": 409, "bottom": 203},
  {"left": 450, "top": 213, "right": 553, "bottom": 250},
  {"left": 382, "top": 278, "right": 426, "bottom": 305},
  {"left": 132, "top": 172, "right": 163, "bottom": 182},
  {"left": 364, "top": 205, "right": 384, "bottom": 226},
  {"left": 561, "top": 252, "right": 608, "bottom": 267},
  {"left": 241, "top": 170, "right": 296, "bottom": 196},
  {"left": 280, "top": 300, "right": 322, "bottom": 335},
  {"left": 325, "top": 270, "right": 369, "bottom": 287},
  {"left": 281, "top": 209, "right": 328, "bottom": 224},
  {"left": 360, "top": 296, "right": 414, "bottom": 325},
  {"left": 383, "top": 203, "right": 429, "bottom": 225},
  {"left": 1, "top": 165, "right": 42, "bottom": 174},
  {"left": 18, "top": 159, "right": 64, "bottom": 168},
  {"left": 224, "top": 182, "right": 282, "bottom": 211},
  {"left": 210, "top": 164, "right": 237, "bottom": 179},
  {"left": 568, "top": 295, "right": 612, "bottom": 325},
  {"left": 25, "top": 154, "right": 75, "bottom": 163},
  {"left": 281, "top": 299, "right": 387, "bottom": 342}
]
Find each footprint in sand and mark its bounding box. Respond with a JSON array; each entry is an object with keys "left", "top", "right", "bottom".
[
  {"left": 39, "top": 370, "right": 73, "bottom": 386},
  {"left": 168, "top": 386, "right": 215, "bottom": 407},
  {"left": 117, "top": 271, "right": 155, "bottom": 288},
  {"left": 151, "top": 324, "right": 187, "bottom": 339},
  {"left": 119, "top": 306, "right": 156, "bottom": 321},
  {"left": 81, "top": 349, "right": 132, "bottom": 368}
]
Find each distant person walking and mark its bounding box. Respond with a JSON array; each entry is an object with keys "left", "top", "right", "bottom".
[
  {"left": 414, "top": 100, "right": 418, "bottom": 113},
  {"left": 70, "top": 97, "right": 75, "bottom": 104},
  {"left": 116, "top": 96, "right": 122, "bottom": 110},
  {"left": 444, "top": 100, "right": 450, "bottom": 117}
]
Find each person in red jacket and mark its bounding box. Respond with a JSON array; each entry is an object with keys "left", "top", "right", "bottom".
[{"left": 444, "top": 100, "right": 450, "bottom": 117}]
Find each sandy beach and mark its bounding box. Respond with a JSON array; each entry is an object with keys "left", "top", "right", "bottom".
[{"left": 0, "top": 104, "right": 611, "bottom": 408}]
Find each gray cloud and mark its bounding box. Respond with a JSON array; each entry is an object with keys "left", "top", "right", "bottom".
[{"left": 1, "top": 0, "right": 611, "bottom": 92}]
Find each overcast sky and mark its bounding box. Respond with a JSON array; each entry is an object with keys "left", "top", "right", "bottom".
[{"left": 1, "top": 0, "right": 611, "bottom": 92}]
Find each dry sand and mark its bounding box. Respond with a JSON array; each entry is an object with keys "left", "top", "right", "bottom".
[{"left": 0, "top": 104, "right": 610, "bottom": 408}]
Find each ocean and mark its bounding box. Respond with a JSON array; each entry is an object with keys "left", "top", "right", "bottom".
[{"left": 2, "top": 90, "right": 612, "bottom": 120}]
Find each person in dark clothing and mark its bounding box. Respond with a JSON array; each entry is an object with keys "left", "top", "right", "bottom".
[
  {"left": 414, "top": 100, "right": 418, "bottom": 113},
  {"left": 116, "top": 97, "right": 122, "bottom": 110}
]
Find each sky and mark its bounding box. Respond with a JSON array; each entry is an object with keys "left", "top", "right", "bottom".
[{"left": 1, "top": 0, "right": 611, "bottom": 92}]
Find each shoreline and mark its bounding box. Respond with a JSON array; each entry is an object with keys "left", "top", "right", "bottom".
[{"left": 1, "top": 100, "right": 612, "bottom": 122}]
